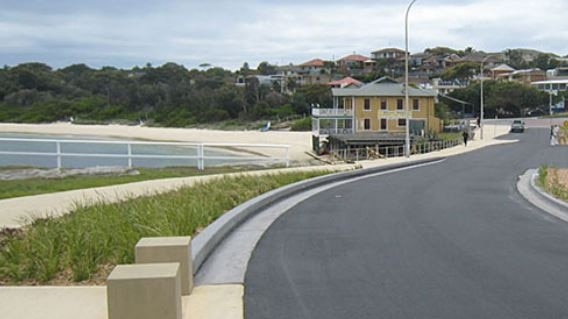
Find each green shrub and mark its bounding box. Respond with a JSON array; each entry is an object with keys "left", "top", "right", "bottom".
[{"left": 290, "top": 117, "right": 311, "bottom": 131}]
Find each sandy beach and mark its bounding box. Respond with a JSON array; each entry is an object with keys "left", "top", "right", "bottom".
[{"left": 0, "top": 123, "right": 314, "bottom": 162}]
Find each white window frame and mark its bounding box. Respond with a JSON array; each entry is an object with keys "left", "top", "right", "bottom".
[
  {"left": 379, "top": 118, "right": 388, "bottom": 131},
  {"left": 380, "top": 99, "right": 388, "bottom": 111},
  {"left": 412, "top": 98, "right": 420, "bottom": 111},
  {"left": 363, "top": 118, "right": 372, "bottom": 131},
  {"left": 397, "top": 118, "right": 407, "bottom": 128},
  {"left": 364, "top": 98, "right": 371, "bottom": 111},
  {"left": 397, "top": 99, "right": 404, "bottom": 110}
]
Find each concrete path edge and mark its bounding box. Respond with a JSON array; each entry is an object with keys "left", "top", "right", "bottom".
[
  {"left": 191, "top": 156, "right": 445, "bottom": 275},
  {"left": 517, "top": 169, "right": 568, "bottom": 223},
  {"left": 529, "top": 171, "right": 568, "bottom": 211}
]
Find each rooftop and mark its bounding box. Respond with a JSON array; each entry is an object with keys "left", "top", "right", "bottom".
[
  {"left": 372, "top": 48, "right": 406, "bottom": 54},
  {"left": 339, "top": 54, "right": 370, "bottom": 62},
  {"left": 491, "top": 64, "right": 516, "bottom": 72},
  {"left": 332, "top": 77, "right": 437, "bottom": 97},
  {"left": 299, "top": 59, "right": 326, "bottom": 67},
  {"left": 327, "top": 77, "right": 363, "bottom": 87}
]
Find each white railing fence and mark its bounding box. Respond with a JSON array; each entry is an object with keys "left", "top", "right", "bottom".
[
  {"left": 331, "top": 138, "right": 462, "bottom": 161},
  {"left": 312, "top": 108, "right": 354, "bottom": 117},
  {"left": 0, "top": 138, "right": 290, "bottom": 170}
]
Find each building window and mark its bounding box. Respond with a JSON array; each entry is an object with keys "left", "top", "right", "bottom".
[
  {"left": 413, "top": 99, "right": 420, "bottom": 111},
  {"left": 364, "top": 99, "right": 371, "bottom": 111},
  {"left": 364, "top": 118, "right": 371, "bottom": 130},
  {"left": 380, "top": 118, "right": 387, "bottom": 131},
  {"left": 398, "top": 119, "right": 407, "bottom": 127},
  {"left": 397, "top": 99, "right": 404, "bottom": 110},
  {"left": 380, "top": 100, "right": 387, "bottom": 110}
]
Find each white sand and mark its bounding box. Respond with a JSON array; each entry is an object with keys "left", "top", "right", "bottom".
[{"left": 0, "top": 123, "right": 314, "bottom": 162}]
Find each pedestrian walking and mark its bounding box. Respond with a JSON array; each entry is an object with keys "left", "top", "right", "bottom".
[
  {"left": 552, "top": 125, "right": 560, "bottom": 146},
  {"left": 550, "top": 125, "right": 555, "bottom": 146},
  {"left": 463, "top": 130, "right": 469, "bottom": 146}
]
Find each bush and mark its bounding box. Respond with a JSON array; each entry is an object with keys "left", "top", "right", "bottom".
[{"left": 290, "top": 117, "right": 311, "bottom": 131}]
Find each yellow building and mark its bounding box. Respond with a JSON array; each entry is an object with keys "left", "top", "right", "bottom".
[{"left": 312, "top": 77, "right": 441, "bottom": 136}]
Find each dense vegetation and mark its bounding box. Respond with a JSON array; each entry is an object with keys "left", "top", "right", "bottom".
[
  {"left": 0, "top": 62, "right": 330, "bottom": 126},
  {"left": 0, "top": 170, "right": 333, "bottom": 284},
  {"left": 445, "top": 80, "right": 553, "bottom": 118}
]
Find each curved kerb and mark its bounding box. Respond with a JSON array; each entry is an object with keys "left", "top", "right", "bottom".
[
  {"left": 191, "top": 157, "right": 445, "bottom": 275},
  {"left": 529, "top": 172, "right": 568, "bottom": 212}
]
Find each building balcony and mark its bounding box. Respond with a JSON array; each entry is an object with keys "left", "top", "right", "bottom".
[
  {"left": 312, "top": 108, "right": 353, "bottom": 118},
  {"left": 315, "top": 128, "right": 354, "bottom": 135}
]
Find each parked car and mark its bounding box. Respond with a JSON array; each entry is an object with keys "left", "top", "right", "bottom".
[{"left": 510, "top": 120, "right": 525, "bottom": 133}]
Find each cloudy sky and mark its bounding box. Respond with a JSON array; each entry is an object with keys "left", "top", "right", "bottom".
[{"left": 1, "top": 0, "right": 567, "bottom": 70}]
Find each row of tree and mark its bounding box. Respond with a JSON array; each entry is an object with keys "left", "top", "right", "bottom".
[
  {"left": 0, "top": 61, "right": 561, "bottom": 127},
  {"left": 442, "top": 80, "right": 555, "bottom": 119},
  {"left": 0, "top": 62, "right": 331, "bottom": 126}
]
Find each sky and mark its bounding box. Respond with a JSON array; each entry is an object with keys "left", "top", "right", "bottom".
[{"left": 1, "top": 0, "right": 567, "bottom": 70}]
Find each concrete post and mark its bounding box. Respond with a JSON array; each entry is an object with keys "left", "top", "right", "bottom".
[
  {"left": 135, "top": 237, "right": 193, "bottom": 295},
  {"left": 107, "top": 263, "right": 182, "bottom": 319}
]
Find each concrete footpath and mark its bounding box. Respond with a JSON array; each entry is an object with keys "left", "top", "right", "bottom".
[{"left": 0, "top": 125, "right": 514, "bottom": 319}]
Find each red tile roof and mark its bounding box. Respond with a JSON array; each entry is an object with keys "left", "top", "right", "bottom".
[
  {"left": 327, "top": 77, "right": 363, "bottom": 87},
  {"left": 299, "top": 59, "right": 325, "bottom": 67},
  {"left": 339, "top": 54, "right": 369, "bottom": 62}
]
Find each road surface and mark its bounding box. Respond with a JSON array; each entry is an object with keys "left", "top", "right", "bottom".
[{"left": 245, "top": 128, "right": 568, "bottom": 319}]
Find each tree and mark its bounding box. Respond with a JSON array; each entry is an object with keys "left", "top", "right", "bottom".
[
  {"left": 505, "top": 49, "right": 528, "bottom": 69},
  {"left": 257, "top": 61, "right": 276, "bottom": 76},
  {"left": 441, "top": 62, "right": 479, "bottom": 81},
  {"left": 448, "top": 80, "right": 548, "bottom": 118}
]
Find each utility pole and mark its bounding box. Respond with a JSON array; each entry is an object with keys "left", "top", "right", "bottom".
[{"left": 404, "top": 0, "right": 418, "bottom": 158}]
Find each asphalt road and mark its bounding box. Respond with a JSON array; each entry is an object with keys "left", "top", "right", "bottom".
[{"left": 245, "top": 128, "right": 568, "bottom": 319}]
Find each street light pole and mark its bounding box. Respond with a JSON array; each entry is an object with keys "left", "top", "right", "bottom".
[
  {"left": 405, "top": 0, "right": 417, "bottom": 158},
  {"left": 480, "top": 55, "right": 494, "bottom": 140}
]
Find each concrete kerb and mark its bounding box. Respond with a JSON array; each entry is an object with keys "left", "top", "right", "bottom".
[
  {"left": 517, "top": 169, "right": 568, "bottom": 224},
  {"left": 191, "top": 156, "right": 445, "bottom": 275},
  {"left": 529, "top": 171, "right": 568, "bottom": 212}
]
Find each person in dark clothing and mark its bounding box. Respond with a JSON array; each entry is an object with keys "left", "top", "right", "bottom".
[{"left": 463, "top": 130, "right": 469, "bottom": 146}]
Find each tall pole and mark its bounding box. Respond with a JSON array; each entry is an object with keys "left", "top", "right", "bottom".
[
  {"left": 480, "top": 55, "right": 494, "bottom": 140},
  {"left": 405, "top": 0, "right": 417, "bottom": 158},
  {"left": 480, "top": 62, "right": 485, "bottom": 140}
]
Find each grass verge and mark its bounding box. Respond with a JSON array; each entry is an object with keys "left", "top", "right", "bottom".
[
  {"left": 0, "top": 170, "right": 332, "bottom": 285},
  {"left": 0, "top": 166, "right": 257, "bottom": 200},
  {"left": 538, "top": 166, "right": 568, "bottom": 202}
]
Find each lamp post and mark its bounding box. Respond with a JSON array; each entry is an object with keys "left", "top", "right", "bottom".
[
  {"left": 404, "top": 0, "right": 417, "bottom": 158},
  {"left": 479, "top": 55, "right": 494, "bottom": 140}
]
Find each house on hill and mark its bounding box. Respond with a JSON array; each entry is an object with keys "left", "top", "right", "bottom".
[
  {"left": 327, "top": 77, "right": 363, "bottom": 89},
  {"left": 490, "top": 64, "right": 516, "bottom": 79},
  {"left": 337, "top": 54, "right": 370, "bottom": 75},
  {"left": 297, "top": 58, "right": 332, "bottom": 85},
  {"left": 497, "top": 68, "right": 546, "bottom": 85},
  {"left": 371, "top": 48, "right": 407, "bottom": 60}
]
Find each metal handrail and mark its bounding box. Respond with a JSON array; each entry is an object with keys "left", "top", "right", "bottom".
[
  {"left": 0, "top": 138, "right": 290, "bottom": 170},
  {"left": 330, "top": 138, "right": 461, "bottom": 161}
]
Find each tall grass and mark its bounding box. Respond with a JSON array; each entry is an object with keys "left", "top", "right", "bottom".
[
  {"left": 539, "top": 166, "right": 568, "bottom": 202},
  {"left": 0, "top": 171, "right": 331, "bottom": 284},
  {"left": 537, "top": 165, "right": 549, "bottom": 188}
]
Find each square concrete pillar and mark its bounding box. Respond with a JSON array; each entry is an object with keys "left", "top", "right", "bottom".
[
  {"left": 135, "top": 236, "right": 193, "bottom": 295},
  {"left": 107, "top": 263, "right": 181, "bottom": 319}
]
